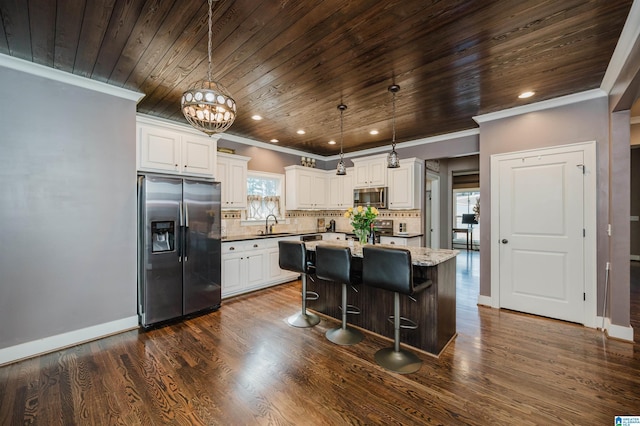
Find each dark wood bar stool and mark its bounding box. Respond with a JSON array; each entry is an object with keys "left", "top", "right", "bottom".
[
  {"left": 278, "top": 241, "right": 320, "bottom": 328},
  {"left": 362, "top": 246, "right": 432, "bottom": 374},
  {"left": 315, "top": 245, "right": 363, "bottom": 345}
]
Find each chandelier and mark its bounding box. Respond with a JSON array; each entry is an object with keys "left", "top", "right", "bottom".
[
  {"left": 336, "top": 104, "right": 347, "bottom": 175},
  {"left": 181, "top": 0, "right": 236, "bottom": 136},
  {"left": 387, "top": 84, "right": 400, "bottom": 168}
]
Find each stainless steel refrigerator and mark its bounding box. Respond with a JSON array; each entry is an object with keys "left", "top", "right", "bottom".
[{"left": 137, "top": 174, "right": 221, "bottom": 327}]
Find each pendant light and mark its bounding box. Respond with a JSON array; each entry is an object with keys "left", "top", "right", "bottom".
[
  {"left": 181, "top": 0, "right": 236, "bottom": 136},
  {"left": 387, "top": 84, "right": 400, "bottom": 168},
  {"left": 336, "top": 103, "right": 347, "bottom": 175}
]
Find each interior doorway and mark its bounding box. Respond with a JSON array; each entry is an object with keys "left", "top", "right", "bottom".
[{"left": 425, "top": 171, "right": 440, "bottom": 249}]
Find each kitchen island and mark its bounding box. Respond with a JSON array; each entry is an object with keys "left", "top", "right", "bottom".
[{"left": 303, "top": 241, "right": 458, "bottom": 356}]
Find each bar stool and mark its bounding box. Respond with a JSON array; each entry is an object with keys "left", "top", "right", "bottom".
[
  {"left": 278, "top": 240, "right": 320, "bottom": 328},
  {"left": 362, "top": 246, "right": 432, "bottom": 374},
  {"left": 315, "top": 245, "right": 363, "bottom": 345}
]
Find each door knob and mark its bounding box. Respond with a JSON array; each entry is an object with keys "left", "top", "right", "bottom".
[{"left": 501, "top": 239, "right": 508, "bottom": 244}]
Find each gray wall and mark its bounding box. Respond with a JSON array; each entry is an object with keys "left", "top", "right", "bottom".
[
  {"left": 0, "top": 67, "right": 137, "bottom": 350},
  {"left": 217, "top": 139, "right": 326, "bottom": 173},
  {"left": 478, "top": 97, "right": 615, "bottom": 319}
]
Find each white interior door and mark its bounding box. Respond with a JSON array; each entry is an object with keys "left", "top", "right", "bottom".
[{"left": 498, "top": 150, "right": 585, "bottom": 323}]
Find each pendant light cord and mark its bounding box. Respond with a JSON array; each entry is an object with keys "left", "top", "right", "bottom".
[
  {"left": 207, "top": 0, "right": 213, "bottom": 83},
  {"left": 340, "top": 106, "right": 345, "bottom": 160},
  {"left": 391, "top": 89, "right": 397, "bottom": 150}
]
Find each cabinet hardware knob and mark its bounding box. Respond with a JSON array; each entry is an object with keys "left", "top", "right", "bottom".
[
  {"left": 253, "top": 244, "right": 258, "bottom": 248},
  {"left": 501, "top": 239, "right": 508, "bottom": 244},
  {"left": 229, "top": 247, "right": 235, "bottom": 250}
]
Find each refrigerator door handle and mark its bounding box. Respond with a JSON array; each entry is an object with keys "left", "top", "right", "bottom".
[
  {"left": 178, "top": 202, "right": 183, "bottom": 262},
  {"left": 184, "top": 203, "right": 189, "bottom": 262}
]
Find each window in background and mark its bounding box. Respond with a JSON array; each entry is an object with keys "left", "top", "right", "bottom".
[{"left": 246, "top": 171, "right": 284, "bottom": 220}]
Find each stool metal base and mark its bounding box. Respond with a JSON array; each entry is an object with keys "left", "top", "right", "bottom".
[
  {"left": 287, "top": 311, "right": 320, "bottom": 328},
  {"left": 325, "top": 326, "right": 363, "bottom": 346},
  {"left": 374, "top": 347, "right": 422, "bottom": 374}
]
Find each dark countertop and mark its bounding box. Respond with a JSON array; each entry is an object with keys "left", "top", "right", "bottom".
[
  {"left": 222, "top": 231, "right": 319, "bottom": 242},
  {"left": 222, "top": 231, "right": 423, "bottom": 243}
]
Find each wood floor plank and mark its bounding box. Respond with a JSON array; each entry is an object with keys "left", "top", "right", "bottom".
[{"left": 0, "top": 251, "right": 639, "bottom": 424}]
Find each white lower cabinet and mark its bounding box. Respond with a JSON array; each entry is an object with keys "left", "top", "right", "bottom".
[
  {"left": 322, "top": 232, "right": 346, "bottom": 241},
  {"left": 380, "top": 236, "right": 422, "bottom": 247},
  {"left": 221, "top": 237, "right": 298, "bottom": 298}
]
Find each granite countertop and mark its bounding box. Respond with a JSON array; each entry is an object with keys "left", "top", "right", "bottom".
[{"left": 304, "top": 240, "right": 458, "bottom": 266}]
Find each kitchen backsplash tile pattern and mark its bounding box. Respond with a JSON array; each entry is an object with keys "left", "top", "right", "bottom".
[{"left": 222, "top": 209, "right": 421, "bottom": 238}]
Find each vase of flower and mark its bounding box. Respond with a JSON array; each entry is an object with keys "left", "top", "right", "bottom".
[{"left": 344, "top": 205, "right": 379, "bottom": 244}]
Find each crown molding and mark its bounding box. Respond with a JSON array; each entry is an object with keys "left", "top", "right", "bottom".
[
  {"left": 472, "top": 89, "right": 607, "bottom": 124},
  {"left": 0, "top": 53, "right": 144, "bottom": 102}
]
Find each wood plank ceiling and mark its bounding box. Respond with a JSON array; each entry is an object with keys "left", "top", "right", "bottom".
[{"left": 0, "top": 0, "right": 633, "bottom": 156}]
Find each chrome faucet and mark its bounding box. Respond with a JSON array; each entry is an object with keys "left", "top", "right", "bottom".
[{"left": 265, "top": 214, "right": 278, "bottom": 234}]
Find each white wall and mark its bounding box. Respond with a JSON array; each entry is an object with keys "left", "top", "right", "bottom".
[{"left": 0, "top": 65, "right": 138, "bottom": 361}]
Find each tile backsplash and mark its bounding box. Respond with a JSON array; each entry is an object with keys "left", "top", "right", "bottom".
[{"left": 222, "top": 209, "right": 422, "bottom": 238}]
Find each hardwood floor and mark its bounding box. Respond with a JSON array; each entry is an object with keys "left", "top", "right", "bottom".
[{"left": 1, "top": 251, "right": 639, "bottom": 425}]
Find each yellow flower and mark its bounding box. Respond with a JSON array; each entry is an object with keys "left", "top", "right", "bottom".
[
  {"left": 343, "top": 211, "right": 350, "bottom": 218},
  {"left": 371, "top": 207, "right": 379, "bottom": 215},
  {"left": 357, "top": 205, "right": 363, "bottom": 213},
  {"left": 347, "top": 207, "right": 353, "bottom": 212}
]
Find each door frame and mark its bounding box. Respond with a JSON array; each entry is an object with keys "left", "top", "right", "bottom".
[
  {"left": 426, "top": 171, "right": 440, "bottom": 249},
  {"left": 490, "top": 141, "right": 597, "bottom": 327}
]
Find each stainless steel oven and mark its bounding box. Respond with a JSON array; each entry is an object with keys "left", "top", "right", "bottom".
[{"left": 353, "top": 187, "right": 387, "bottom": 209}]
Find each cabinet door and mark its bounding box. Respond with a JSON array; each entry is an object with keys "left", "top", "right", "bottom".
[
  {"left": 182, "top": 136, "right": 214, "bottom": 176},
  {"left": 139, "top": 127, "right": 181, "bottom": 172},
  {"left": 297, "top": 171, "right": 314, "bottom": 208},
  {"left": 245, "top": 251, "right": 266, "bottom": 288},
  {"left": 368, "top": 159, "right": 387, "bottom": 186},
  {"left": 227, "top": 160, "right": 247, "bottom": 208},
  {"left": 221, "top": 252, "right": 244, "bottom": 296},
  {"left": 340, "top": 172, "right": 354, "bottom": 208},
  {"left": 311, "top": 173, "right": 326, "bottom": 207},
  {"left": 354, "top": 162, "right": 370, "bottom": 187},
  {"left": 326, "top": 175, "right": 341, "bottom": 209},
  {"left": 388, "top": 164, "right": 412, "bottom": 209},
  {"left": 216, "top": 159, "right": 231, "bottom": 207},
  {"left": 267, "top": 248, "right": 298, "bottom": 281}
]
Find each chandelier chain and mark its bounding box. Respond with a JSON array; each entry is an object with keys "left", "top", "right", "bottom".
[{"left": 207, "top": 0, "right": 213, "bottom": 83}]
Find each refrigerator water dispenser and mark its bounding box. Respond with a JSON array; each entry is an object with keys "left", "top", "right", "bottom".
[{"left": 151, "top": 221, "right": 175, "bottom": 252}]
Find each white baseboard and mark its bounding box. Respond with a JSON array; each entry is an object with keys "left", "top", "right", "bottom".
[
  {"left": 477, "top": 294, "right": 492, "bottom": 307},
  {"left": 0, "top": 316, "right": 139, "bottom": 366},
  {"left": 596, "top": 316, "right": 635, "bottom": 342}
]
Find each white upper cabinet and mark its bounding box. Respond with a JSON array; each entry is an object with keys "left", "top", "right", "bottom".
[
  {"left": 137, "top": 116, "right": 217, "bottom": 177},
  {"left": 352, "top": 155, "right": 387, "bottom": 188},
  {"left": 325, "top": 168, "right": 354, "bottom": 209},
  {"left": 216, "top": 152, "right": 250, "bottom": 209},
  {"left": 285, "top": 166, "right": 326, "bottom": 210},
  {"left": 387, "top": 158, "right": 424, "bottom": 210}
]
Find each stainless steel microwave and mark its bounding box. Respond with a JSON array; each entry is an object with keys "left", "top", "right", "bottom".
[{"left": 353, "top": 187, "right": 387, "bottom": 209}]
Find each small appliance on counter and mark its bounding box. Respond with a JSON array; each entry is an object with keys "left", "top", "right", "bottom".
[
  {"left": 399, "top": 223, "right": 407, "bottom": 234},
  {"left": 327, "top": 219, "right": 336, "bottom": 232}
]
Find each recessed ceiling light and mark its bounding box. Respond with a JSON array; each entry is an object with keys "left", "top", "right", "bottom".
[
  {"left": 518, "top": 91, "right": 535, "bottom": 99},
  {"left": 251, "top": 115, "right": 263, "bottom": 120},
  {"left": 328, "top": 140, "right": 336, "bottom": 145},
  {"left": 270, "top": 139, "right": 279, "bottom": 143},
  {"left": 296, "top": 129, "right": 305, "bottom": 135},
  {"left": 369, "top": 129, "right": 379, "bottom": 135}
]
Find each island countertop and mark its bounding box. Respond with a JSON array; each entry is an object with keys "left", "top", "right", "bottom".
[{"left": 304, "top": 240, "right": 458, "bottom": 267}]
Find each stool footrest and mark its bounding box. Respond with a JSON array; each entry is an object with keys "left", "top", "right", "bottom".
[
  {"left": 344, "top": 304, "right": 361, "bottom": 315},
  {"left": 387, "top": 315, "right": 418, "bottom": 330},
  {"left": 305, "top": 291, "right": 319, "bottom": 301}
]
